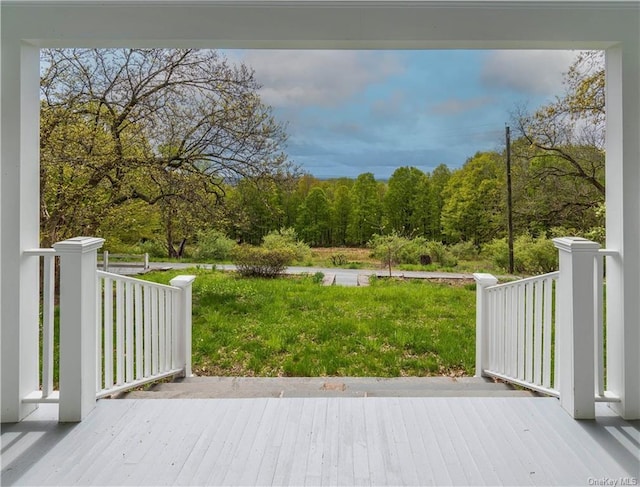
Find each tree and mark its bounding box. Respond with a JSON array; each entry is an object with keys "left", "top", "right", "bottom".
[
  {"left": 40, "top": 48, "right": 293, "bottom": 253},
  {"left": 383, "top": 166, "right": 428, "bottom": 237},
  {"left": 369, "top": 233, "right": 412, "bottom": 277},
  {"left": 348, "top": 173, "right": 384, "bottom": 245},
  {"left": 296, "top": 187, "right": 331, "bottom": 246},
  {"left": 515, "top": 51, "right": 605, "bottom": 197},
  {"left": 427, "top": 164, "right": 451, "bottom": 240},
  {"left": 330, "top": 185, "right": 352, "bottom": 245},
  {"left": 440, "top": 152, "right": 505, "bottom": 246}
]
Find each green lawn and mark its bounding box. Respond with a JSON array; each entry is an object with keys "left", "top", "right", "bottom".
[{"left": 143, "top": 269, "right": 478, "bottom": 377}]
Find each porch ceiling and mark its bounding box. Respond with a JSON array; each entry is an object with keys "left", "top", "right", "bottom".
[{"left": 2, "top": 0, "right": 638, "bottom": 49}]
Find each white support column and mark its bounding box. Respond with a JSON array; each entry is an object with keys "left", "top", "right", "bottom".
[
  {"left": 170, "top": 275, "right": 196, "bottom": 378},
  {"left": 1, "top": 41, "right": 41, "bottom": 423},
  {"left": 53, "top": 237, "right": 105, "bottom": 422},
  {"left": 553, "top": 237, "right": 600, "bottom": 419},
  {"left": 474, "top": 273, "right": 498, "bottom": 378},
  {"left": 605, "top": 44, "right": 640, "bottom": 420}
]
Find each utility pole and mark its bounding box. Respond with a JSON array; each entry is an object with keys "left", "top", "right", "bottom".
[{"left": 506, "top": 125, "right": 514, "bottom": 274}]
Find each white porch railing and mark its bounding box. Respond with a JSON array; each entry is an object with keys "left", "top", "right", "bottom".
[
  {"left": 475, "top": 271, "right": 560, "bottom": 397},
  {"left": 23, "top": 237, "right": 195, "bottom": 421},
  {"left": 96, "top": 271, "right": 192, "bottom": 398},
  {"left": 22, "top": 248, "right": 60, "bottom": 404},
  {"left": 475, "top": 237, "right": 621, "bottom": 419}
]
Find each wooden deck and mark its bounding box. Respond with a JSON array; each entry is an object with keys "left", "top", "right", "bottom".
[{"left": 2, "top": 397, "right": 638, "bottom": 486}]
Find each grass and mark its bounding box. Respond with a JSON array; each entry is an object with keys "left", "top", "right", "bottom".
[{"left": 143, "top": 269, "right": 477, "bottom": 378}]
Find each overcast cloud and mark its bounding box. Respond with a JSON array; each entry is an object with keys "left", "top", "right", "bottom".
[
  {"left": 224, "top": 49, "right": 581, "bottom": 178},
  {"left": 480, "top": 50, "right": 581, "bottom": 95}
]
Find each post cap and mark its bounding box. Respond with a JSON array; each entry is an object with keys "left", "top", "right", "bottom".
[
  {"left": 552, "top": 237, "right": 600, "bottom": 252},
  {"left": 170, "top": 275, "right": 197, "bottom": 288},
  {"left": 53, "top": 237, "right": 105, "bottom": 253},
  {"left": 473, "top": 273, "right": 499, "bottom": 286}
]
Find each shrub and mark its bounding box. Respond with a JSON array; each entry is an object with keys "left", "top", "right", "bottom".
[
  {"left": 396, "top": 237, "right": 428, "bottom": 264},
  {"left": 261, "top": 228, "right": 311, "bottom": 263},
  {"left": 483, "top": 235, "right": 558, "bottom": 274},
  {"left": 449, "top": 241, "right": 478, "bottom": 260},
  {"left": 425, "top": 241, "right": 458, "bottom": 267},
  {"left": 194, "top": 229, "right": 236, "bottom": 261},
  {"left": 232, "top": 245, "right": 295, "bottom": 278},
  {"left": 136, "top": 239, "right": 169, "bottom": 258},
  {"left": 330, "top": 253, "right": 348, "bottom": 266}
]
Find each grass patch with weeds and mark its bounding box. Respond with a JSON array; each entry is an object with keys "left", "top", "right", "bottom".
[{"left": 143, "top": 268, "right": 477, "bottom": 378}]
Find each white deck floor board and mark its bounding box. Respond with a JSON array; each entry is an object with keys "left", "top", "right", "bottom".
[
  {"left": 445, "top": 398, "right": 502, "bottom": 486},
  {"left": 406, "top": 398, "right": 452, "bottom": 486},
  {"left": 2, "top": 397, "right": 638, "bottom": 486}
]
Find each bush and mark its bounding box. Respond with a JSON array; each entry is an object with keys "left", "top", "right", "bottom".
[
  {"left": 449, "top": 241, "right": 478, "bottom": 260},
  {"left": 483, "top": 234, "right": 558, "bottom": 274},
  {"left": 261, "top": 228, "right": 311, "bottom": 263},
  {"left": 232, "top": 245, "right": 295, "bottom": 278},
  {"left": 425, "top": 241, "right": 458, "bottom": 267},
  {"left": 396, "top": 237, "right": 428, "bottom": 264},
  {"left": 330, "top": 253, "right": 348, "bottom": 266},
  {"left": 194, "top": 229, "right": 236, "bottom": 261},
  {"left": 136, "top": 239, "right": 169, "bottom": 258}
]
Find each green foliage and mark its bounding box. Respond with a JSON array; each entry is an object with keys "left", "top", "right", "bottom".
[
  {"left": 330, "top": 253, "right": 348, "bottom": 266},
  {"left": 232, "top": 245, "right": 295, "bottom": 278},
  {"left": 195, "top": 229, "right": 237, "bottom": 261},
  {"left": 296, "top": 187, "right": 331, "bottom": 246},
  {"left": 425, "top": 241, "right": 458, "bottom": 267},
  {"left": 40, "top": 48, "right": 293, "bottom": 254},
  {"left": 448, "top": 241, "right": 479, "bottom": 261},
  {"left": 261, "top": 228, "right": 311, "bottom": 263},
  {"left": 395, "top": 237, "right": 428, "bottom": 265},
  {"left": 384, "top": 166, "right": 431, "bottom": 236},
  {"left": 348, "top": 173, "right": 384, "bottom": 245},
  {"left": 441, "top": 151, "right": 505, "bottom": 246},
  {"left": 484, "top": 234, "right": 558, "bottom": 274},
  {"left": 368, "top": 233, "right": 415, "bottom": 275}
]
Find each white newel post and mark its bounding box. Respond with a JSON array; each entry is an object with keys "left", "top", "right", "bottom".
[
  {"left": 553, "top": 237, "right": 600, "bottom": 419},
  {"left": 53, "top": 237, "right": 105, "bottom": 422},
  {"left": 474, "top": 273, "right": 498, "bottom": 378},
  {"left": 170, "top": 275, "right": 196, "bottom": 377}
]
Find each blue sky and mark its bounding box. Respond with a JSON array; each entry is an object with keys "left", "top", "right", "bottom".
[{"left": 225, "top": 49, "right": 580, "bottom": 179}]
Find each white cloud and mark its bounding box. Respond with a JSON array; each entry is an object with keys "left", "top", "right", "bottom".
[
  {"left": 481, "top": 50, "right": 585, "bottom": 96},
  {"left": 430, "top": 96, "right": 494, "bottom": 115},
  {"left": 228, "top": 50, "right": 404, "bottom": 107}
]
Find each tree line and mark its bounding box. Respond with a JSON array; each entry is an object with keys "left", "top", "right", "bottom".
[{"left": 39, "top": 49, "right": 604, "bottom": 257}]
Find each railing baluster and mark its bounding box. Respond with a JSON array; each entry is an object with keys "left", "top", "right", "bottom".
[
  {"left": 172, "top": 290, "right": 179, "bottom": 369},
  {"left": 144, "top": 284, "right": 151, "bottom": 377},
  {"left": 525, "top": 282, "right": 534, "bottom": 383},
  {"left": 594, "top": 254, "right": 605, "bottom": 398},
  {"left": 42, "top": 254, "right": 55, "bottom": 398},
  {"left": 96, "top": 275, "right": 103, "bottom": 392},
  {"left": 158, "top": 289, "right": 166, "bottom": 373},
  {"left": 553, "top": 278, "right": 560, "bottom": 391},
  {"left": 135, "top": 283, "right": 143, "bottom": 380},
  {"left": 151, "top": 287, "right": 159, "bottom": 375},
  {"left": 125, "top": 281, "right": 134, "bottom": 383},
  {"left": 516, "top": 284, "right": 525, "bottom": 380},
  {"left": 165, "top": 290, "right": 173, "bottom": 370},
  {"left": 104, "top": 277, "right": 113, "bottom": 389},
  {"left": 542, "top": 277, "right": 553, "bottom": 388},
  {"left": 533, "top": 280, "right": 543, "bottom": 385},
  {"left": 116, "top": 279, "right": 124, "bottom": 385}
]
